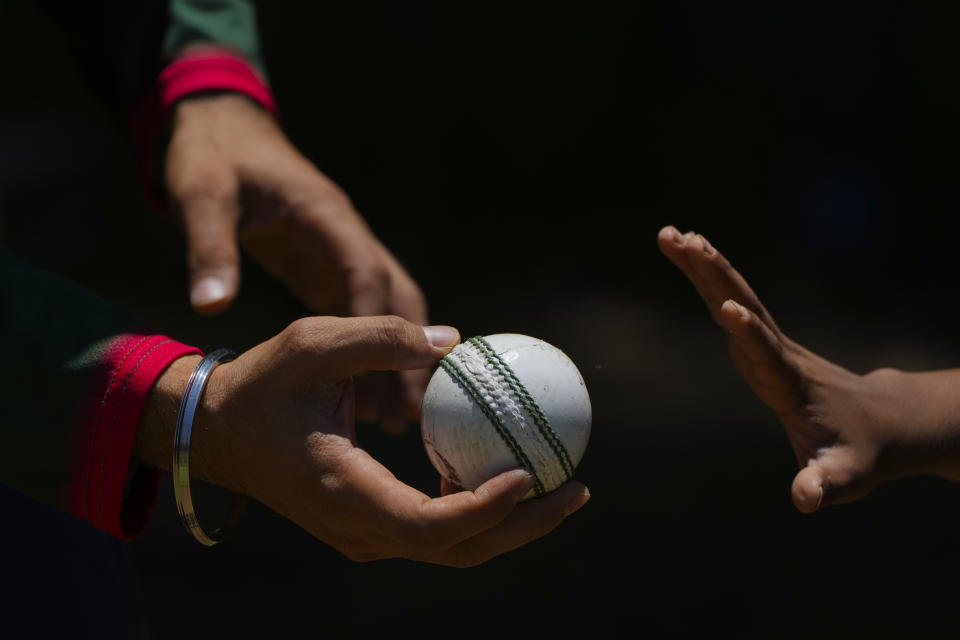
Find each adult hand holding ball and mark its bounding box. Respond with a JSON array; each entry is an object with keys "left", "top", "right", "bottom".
[{"left": 421, "top": 334, "right": 591, "bottom": 500}]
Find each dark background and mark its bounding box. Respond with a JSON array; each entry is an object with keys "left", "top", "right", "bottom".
[{"left": 3, "top": 1, "right": 960, "bottom": 638}]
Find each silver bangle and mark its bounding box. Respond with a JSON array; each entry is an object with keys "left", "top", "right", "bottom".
[{"left": 173, "top": 347, "right": 247, "bottom": 546}]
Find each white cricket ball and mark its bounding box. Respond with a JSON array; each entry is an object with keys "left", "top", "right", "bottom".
[{"left": 420, "top": 333, "right": 591, "bottom": 500}]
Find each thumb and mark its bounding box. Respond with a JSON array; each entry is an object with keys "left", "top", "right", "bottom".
[
  {"left": 180, "top": 186, "right": 241, "bottom": 315},
  {"left": 791, "top": 465, "right": 826, "bottom": 514},
  {"left": 791, "top": 452, "right": 871, "bottom": 514},
  {"left": 291, "top": 315, "right": 461, "bottom": 380}
]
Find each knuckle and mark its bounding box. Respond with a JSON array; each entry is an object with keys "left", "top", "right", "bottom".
[
  {"left": 281, "top": 317, "right": 322, "bottom": 352},
  {"left": 321, "top": 180, "right": 353, "bottom": 209},
  {"left": 867, "top": 366, "right": 899, "bottom": 380},
  {"left": 712, "top": 252, "right": 732, "bottom": 271},
  {"left": 371, "top": 315, "right": 415, "bottom": 350},
  {"left": 291, "top": 178, "right": 355, "bottom": 218}
]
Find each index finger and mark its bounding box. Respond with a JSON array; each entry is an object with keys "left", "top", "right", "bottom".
[
  {"left": 284, "top": 315, "right": 457, "bottom": 380},
  {"left": 657, "top": 225, "right": 784, "bottom": 338}
]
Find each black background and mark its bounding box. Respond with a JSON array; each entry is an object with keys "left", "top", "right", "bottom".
[{"left": 3, "top": 1, "right": 960, "bottom": 638}]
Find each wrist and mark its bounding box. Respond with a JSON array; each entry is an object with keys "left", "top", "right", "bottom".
[
  {"left": 865, "top": 367, "right": 960, "bottom": 482},
  {"left": 135, "top": 355, "right": 244, "bottom": 494},
  {"left": 171, "top": 90, "right": 282, "bottom": 141},
  {"left": 135, "top": 354, "right": 201, "bottom": 471},
  {"left": 174, "top": 89, "right": 273, "bottom": 117}
]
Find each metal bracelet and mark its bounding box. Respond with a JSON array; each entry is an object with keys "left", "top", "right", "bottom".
[{"left": 172, "top": 347, "right": 247, "bottom": 546}]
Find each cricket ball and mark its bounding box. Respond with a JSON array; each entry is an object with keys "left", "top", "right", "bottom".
[{"left": 420, "top": 333, "right": 591, "bottom": 500}]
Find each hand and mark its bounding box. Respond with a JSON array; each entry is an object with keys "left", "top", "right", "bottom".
[
  {"left": 657, "top": 225, "right": 960, "bottom": 513},
  {"left": 137, "top": 315, "right": 590, "bottom": 566},
  {"left": 164, "top": 92, "right": 430, "bottom": 430}
]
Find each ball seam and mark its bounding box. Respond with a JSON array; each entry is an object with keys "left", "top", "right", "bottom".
[
  {"left": 470, "top": 336, "right": 575, "bottom": 482},
  {"left": 439, "top": 352, "right": 547, "bottom": 497}
]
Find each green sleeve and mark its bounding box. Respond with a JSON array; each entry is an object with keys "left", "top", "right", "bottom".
[
  {"left": 0, "top": 244, "right": 145, "bottom": 507},
  {"left": 164, "top": 0, "right": 268, "bottom": 78}
]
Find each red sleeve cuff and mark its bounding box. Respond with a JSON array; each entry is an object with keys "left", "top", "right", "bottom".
[
  {"left": 130, "top": 46, "right": 278, "bottom": 211},
  {"left": 157, "top": 47, "right": 277, "bottom": 116},
  {"left": 69, "top": 335, "right": 202, "bottom": 540}
]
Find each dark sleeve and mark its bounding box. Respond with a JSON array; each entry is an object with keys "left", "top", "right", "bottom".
[
  {"left": 31, "top": 0, "right": 278, "bottom": 208},
  {"left": 31, "top": 0, "right": 268, "bottom": 114},
  {"left": 0, "top": 245, "right": 201, "bottom": 539}
]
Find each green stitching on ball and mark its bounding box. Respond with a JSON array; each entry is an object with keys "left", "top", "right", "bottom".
[
  {"left": 439, "top": 354, "right": 546, "bottom": 497},
  {"left": 470, "top": 336, "right": 575, "bottom": 482}
]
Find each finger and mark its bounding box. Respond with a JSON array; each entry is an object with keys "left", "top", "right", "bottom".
[
  {"left": 177, "top": 176, "right": 242, "bottom": 315},
  {"left": 368, "top": 255, "right": 429, "bottom": 431},
  {"left": 337, "top": 462, "right": 536, "bottom": 553},
  {"left": 352, "top": 372, "right": 405, "bottom": 431},
  {"left": 341, "top": 238, "right": 394, "bottom": 318},
  {"left": 287, "top": 315, "right": 460, "bottom": 379},
  {"left": 383, "top": 263, "right": 434, "bottom": 423},
  {"left": 431, "top": 481, "right": 591, "bottom": 568},
  {"left": 719, "top": 300, "right": 802, "bottom": 414},
  {"left": 278, "top": 173, "right": 391, "bottom": 316},
  {"left": 657, "top": 225, "right": 782, "bottom": 336},
  {"left": 409, "top": 468, "right": 539, "bottom": 551},
  {"left": 345, "top": 261, "right": 392, "bottom": 318},
  {"left": 365, "top": 371, "right": 409, "bottom": 434},
  {"left": 399, "top": 367, "right": 433, "bottom": 422},
  {"left": 379, "top": 258, "right": 434, "bottom": 424},
  {"left": 360, "top": 367, "right": 431, "bottom": 433},
  {"left": 791, "top": 448, "right": 875, "bottom": 514},
  {"left": 791, "top": 465, "right": 825, "bottom": 514},
  {"left": 383, "top": 251, "right": 430, "bottom": 326}
]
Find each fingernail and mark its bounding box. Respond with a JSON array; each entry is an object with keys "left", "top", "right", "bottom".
[
  {"left": 510, "top": 469, "right": 536, "bottom": 499},
  {"left": 815, "top": 486, "right": 824, "bottom": 511},
  {"left": 564, "top": 487, "right": 591, "bottom": 517},
  {"left": 423, "top": 325, "right": 460, "bottom": 349},
  {"left": 191, "top": 277, "right": 227, "bottom": 307},
  {"left": 699, "top": 234, "right": 716, "bottom": 255},
  {"left": 731, "top": 300, "right": 749, "bottom": 319}
]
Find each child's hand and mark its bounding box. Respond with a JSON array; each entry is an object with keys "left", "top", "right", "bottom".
[{"left": 658, "top": 225, "right": 960, "bottom": 512}]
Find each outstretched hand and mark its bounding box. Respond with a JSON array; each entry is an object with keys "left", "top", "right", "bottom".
[
  {"left": 658, "top": 225, "right": 960, "bottom": 513},
  {"left": 137, "top": 315, "right": 590, "bottom": 566},
  {"left": 164, "top": 93, "right": 430, "bottom": 431}
]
